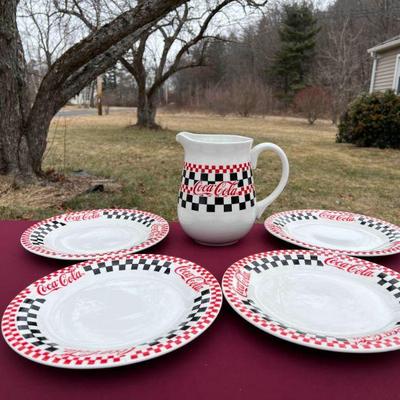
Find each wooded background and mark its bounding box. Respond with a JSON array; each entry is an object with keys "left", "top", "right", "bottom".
[
  {"left": 2, "top": 0, "right": 400, "bottom": 179},
  {"left": 20, "top": 0, "right": 400, "bottom": 125}
]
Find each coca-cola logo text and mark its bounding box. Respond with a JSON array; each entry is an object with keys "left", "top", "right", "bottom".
[
  {"left": 233, "top": 269, "right": 250, "bottom": 297},
  {"left": 319, "top": 211, "right": 355, "bottom": 222},
  {"left": 36, "top": 268, "right": 84, "bottom": 296},
  {"left": 175, "top": 266, "right": 207, "bottom": 292},
  {"left": 324, "top": 257, "right": 377, "bottom": 277},
  {"left": 61, "top": 347, "right": 134, "bottom": 359},
  {"left": 353, "top": 326, "right": 400, "bottom": 344},
  {"left": 64, "top": 211, "right": 102, "bottom": 222},
  {"left": 186, "top": 181, "right": 245, "bottom": 197},
  {"left": 149, "top": 223, "right": 164, "bottom": 239}
]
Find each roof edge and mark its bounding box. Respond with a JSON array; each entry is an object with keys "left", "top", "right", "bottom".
[{"left": 368, "top": 37, "right": 400, "bottom": 54}]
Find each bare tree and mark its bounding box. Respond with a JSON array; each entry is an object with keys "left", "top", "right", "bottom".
[
  {"left": 57, "top": 0, "right": 267, "bottom": 128},
  {"left": 0, "top": 0, "right": 188, "bottom": 180},
  {"left": 315, "top": 16, "right": 366, "bottom": 123}
]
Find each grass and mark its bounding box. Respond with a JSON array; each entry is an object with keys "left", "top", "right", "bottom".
[{"left": 1, "top": 109, "right": 399, "bottom": 224}]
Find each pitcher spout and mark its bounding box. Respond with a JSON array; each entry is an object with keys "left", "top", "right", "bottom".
[
  {"left": 176, "top": 132, "right": 193, "bottom": 147},
  {"left": 176, "top": 131, "right": 253, "bottom": 164}
]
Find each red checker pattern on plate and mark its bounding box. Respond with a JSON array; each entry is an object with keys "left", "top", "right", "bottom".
[
  {"left": 223, "top": 249, "right": 400, "bottom": 352},
  {"left": 264, "top": 209, "right": 400, "bottom": 257},
  {"left": 1, "top": 254, "right": 222, "bottom": 368},
  {"left": 20, "top": 209, "right": 169, "bottom": 260}
]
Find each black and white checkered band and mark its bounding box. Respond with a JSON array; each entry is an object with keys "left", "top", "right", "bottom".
[
  {"left": 29, "top": 221, "right": 66, "bottom": 245},
  {"left": 102, "top": 210, "right": 155, "bottom": 228},
  {"left": 29, "top": 211, "right": 156, "bottom": 246},
  {"left": 243, "top": 253, "right": 324, "bottom": 274},
  {"left": 179, "top": 165, "right": 256, "bottom": 212},
  {"left": 238, "top": 255, "right": 400, "bottom": 345},
  {"left": 178, "top": 191, "right": 256, "bottom": 212},
  {"left": 377, "top": 272, "right": 400, "bottom": 300},
  {"left": 83, "top": 257, "right": 172, "bottom": 275},
  {"left": 358, "top": 217, "right": 400, "bottom": 243},
  {"left": 145, "top": 289, "right": 210, "bottom": 346},
  {"left": 181, "top": 168, "right": 253, "bottom": 187},
  {"left": 16, "top": 262, "right": 211, "bottom": 353},
  {"left": 241, "top": 298, "right": 349, "bottom": 342},
  {"left": 17, "top": 298, "right": 59, "bottom": 352},
  {"left": 272, "top": 213, "right": 400, "bottom": 244},
  {"left": 272, "top": 211, "right": 318, "bottom": 227}
]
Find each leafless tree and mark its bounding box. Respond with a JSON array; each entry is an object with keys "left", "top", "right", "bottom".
[
  {"left": 0, "top": 0, "right": 189, "bottom": 180},
  {"left": 316, "top": 17, "right": 364, "bottom": 123},
  {"left": 57, "top": 0, "right": 267, "bottom": 128}
]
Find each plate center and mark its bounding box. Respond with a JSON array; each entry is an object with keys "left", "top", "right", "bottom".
[
  {"left": 39, "top": 273, "right": 193, "bottom": 349},
  {"left": 254, "top": 269, "right": 397, "bottom": 337},
  {"left": 284, "top": 221, "right": 388, "bottom": 251},
  {"left": 43, "top": 220, "right": 149, "bottom": 254}
]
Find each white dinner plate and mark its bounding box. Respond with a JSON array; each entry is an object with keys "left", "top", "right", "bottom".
[
  {"left": 265, "top": 210, "right": 400, "bottom": 257},
  {"left": 2, "top": 254, "right": 222, "bottom": 368},
  {"left": 21, "top": 209, "right": 169, "bottom": 260},
  {"left": 223, "top": 249, "right": 400, "bottom": 353}
]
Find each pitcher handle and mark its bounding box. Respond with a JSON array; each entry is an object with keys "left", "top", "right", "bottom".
[{"left": 250, "top": 143, "right": 289, "bottom": 219}]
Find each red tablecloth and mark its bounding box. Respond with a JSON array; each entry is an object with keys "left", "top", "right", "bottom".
[{"left": 1, "top": 221, "right": 400, "bottom": 400}]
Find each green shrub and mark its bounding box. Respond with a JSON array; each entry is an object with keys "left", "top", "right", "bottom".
[{"left": 337, "top": 90, "right": 400, "bottom": 149}]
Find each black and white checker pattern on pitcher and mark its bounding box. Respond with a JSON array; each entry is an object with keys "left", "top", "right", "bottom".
[
  {"left": 358, "top": 217, "right": 400, "bottom": 243},
  {"left": 181, "top": 168, "right": 253, "bottom": 188},
  {"left": 16, "top": 298, "right": 59, "bottom": 352},
  {"left": 178, "top": 191, "right": 256, "bottom": 212},
  {"left": 29, "top": 220, "right": 66, "bottom": 245},
  {"left": 83, "top": 257, "right": 172, "bottom": 276},
  {"left": 243, "top": 253, "right": 324, "bottom": 274},
  {"left": 103, "top": 210, "right": 155, "bottom": 228}
]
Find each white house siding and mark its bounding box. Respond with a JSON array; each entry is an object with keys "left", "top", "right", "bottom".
[{"left": 373, "top": 48, "right": 399, "bottom": 92}]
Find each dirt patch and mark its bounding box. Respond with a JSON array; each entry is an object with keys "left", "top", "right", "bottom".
[{"left": 0, "top": 174, "right": 121, "bottom": 218}]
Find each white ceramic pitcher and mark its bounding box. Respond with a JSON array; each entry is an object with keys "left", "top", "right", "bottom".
[{"left": 176, "top": 132, "right": 289, "bottom": 245}]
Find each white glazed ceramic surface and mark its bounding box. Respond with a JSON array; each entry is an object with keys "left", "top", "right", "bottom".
[
  {"left": 176, "top": 132, "right": 289, "bottom": 245},
  {"left": 20, "top": 209, "right": 169, "bottom": 260},
  {"left": 265, "top": 210, "right": 400, "bottom": 257},
  {"left": 1, "top": 254, "right": 222, "bottom": 368},
  {"left": 223, "top": 250, "right": 400, "bottom": 353}
]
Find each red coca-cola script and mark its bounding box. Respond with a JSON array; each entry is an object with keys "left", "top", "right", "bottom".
[
  {"left": 233, "top": 269, "right": 251, "bottom": 297},
  {"left": 64, "top": 210, "right": 102, "bottom": 222},
  {"left": 35, "top": 268, "right": 84, "bottom": 296},
  {"left": 191, "top": 181, "right": 241, "bottom": 197},
  {"left": 61, "top": 347, "right": 133, "bottom": 359},
  {"left": 353, "top": 326, "right": 400, "bottom": 344},
  {"left": 149, "top": 223, "right": 164, "bottom": 239},
  {"left": 175, "top": 266, "right": 207, "bottom": 292},
  {"left": 324, "top": 257, "right": 377, "bottom": 277},
  {"left": 319, "top": 211, "right": 355, "bottom": 222}
]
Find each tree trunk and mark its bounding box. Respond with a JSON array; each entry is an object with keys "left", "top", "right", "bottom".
[
  {"left": 0, "top": 0, "right": 46, "bottom": 179},
  {"left": 135, "top": 93, "right": 159, "bottom": 129}
]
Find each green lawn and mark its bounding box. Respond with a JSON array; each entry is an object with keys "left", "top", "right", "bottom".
[{"left": 1, "top": 110, "right": 399, "bottom": 224}]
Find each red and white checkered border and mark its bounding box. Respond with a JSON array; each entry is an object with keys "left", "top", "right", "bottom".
[
  {"left": 184, "top": 162, "right": 251, "bottom": 173},
  {"left": 20, "top": 209, "right": 170, "bottom": 260},
  {"left": 222, "top": 249, "right": 400, "bottom": 353},
  {"left": 1, "top": 253, "right": 222, "bottom": 368},
  {"left": 265, "top": 209, "right": 400, "bottom": 257}
]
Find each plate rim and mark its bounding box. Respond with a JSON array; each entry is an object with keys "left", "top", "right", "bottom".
[
  {"left": 264, "top": 209, "right": 400, "bottom": 257},
  {"left": 1, "top": 253, "right": 223, "bottom": 369},
  {"left": 20, "top": 208, "right": 170, "bottom": 260},
  {"left": 222, "top": 249, "right": 400, "bottom": 353}
]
